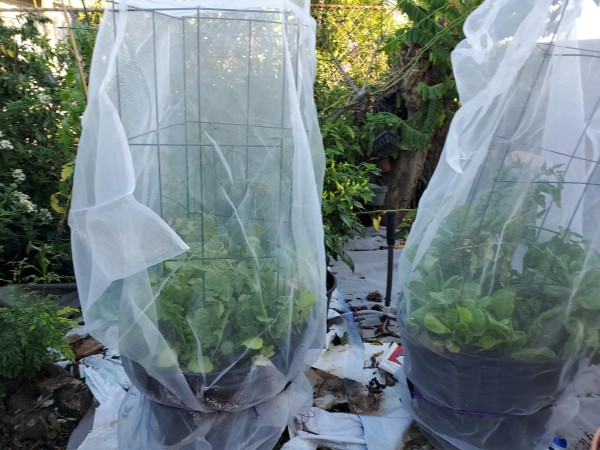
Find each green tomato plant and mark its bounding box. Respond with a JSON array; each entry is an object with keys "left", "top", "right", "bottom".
[{"left": 403, "top": 162, "right": 600, "bottom": 360}]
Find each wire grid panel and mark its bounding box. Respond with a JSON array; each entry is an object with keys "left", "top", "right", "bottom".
[
  {"left": 108, "top": 6, "right": 302, "bottom": 235},
  {"left": 470, "top": 41, "right": 600, "bottom": 250}
]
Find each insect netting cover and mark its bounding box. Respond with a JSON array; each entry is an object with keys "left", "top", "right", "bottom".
[
  {"left": 69, "top": 0, "right": 325, "bottom": 447},
  {"left": 397, "top": 0, "right": 600, "bottom": 449}
]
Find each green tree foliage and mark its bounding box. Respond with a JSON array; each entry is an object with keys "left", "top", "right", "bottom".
[
  {"left": 378, "top": 0, "right": 479, "bottom": 118},
  {"left": 312, "top": 0, "right": 398, "bottom": 119},
  {"left": 371, "top": 0, "right": 482, "bottom": 209},
  {"left": 313, "top": 0, "right": 483, "bottom": 213}
]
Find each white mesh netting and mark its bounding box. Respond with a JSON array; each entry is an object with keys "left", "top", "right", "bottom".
[
  {"left": 69, "top": 1, "right": 325, "bottom": 448},
  {"left": 397, "top": 0, "right": 600, "bottom": 449}
]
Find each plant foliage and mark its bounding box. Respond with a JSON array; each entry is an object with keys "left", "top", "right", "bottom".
[
  {"left": 0, "top": 292, "right": 77, "bottom": 380},
  {"left": 320, "top": 120, "right": 380, "bottom": 270},
  {"left": 0, "top": 13, "right": 96, "bottom": 283},
  {"left": 404, "top": 162, "right": 600, "bottom": 360},
  {"left": 371, "top": 0, "right": 482, "bottom": 155},
  {"left": 151, "top": 215, "right": 317, "bottom": 373}
]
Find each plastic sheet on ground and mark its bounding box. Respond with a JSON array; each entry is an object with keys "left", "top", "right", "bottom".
[
  {"left": 283, "top": 406, "right": 412, "bottom": 450},
  {"left": 77, "top": 386, "right": 126, "bottom": 450},
  {"left": 79, "top": 355, "right": 131, "bottom": 403},
  {"left": 284, "top": 287, "right": 412, "bottom": 450},
  {"left": 311, "top": 310, "right": 368, "bottom": 383}
]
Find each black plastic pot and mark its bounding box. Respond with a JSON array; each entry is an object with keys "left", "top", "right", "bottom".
[
  {"left": 122, "top": 352, "right": 291, "bottom": 413},
  {"left": 408, "top": 378, "right": 554, "bottom": 450},
  {"left": 367, "top": 185, "right": 388, "bottom": 207},
  {"left": 401, "top": 331, "right": 578, "bottom": 449},
  {"left": 122, "top": 341, "right": 308, "bottom": 446}
]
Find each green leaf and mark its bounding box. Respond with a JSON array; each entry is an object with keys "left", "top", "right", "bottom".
[
  {"left": 424, "top": 314, "right": 450, "bottom": 334},
  {"left": 456, "top": 306, "right": 473, "bottom": 325},
  {"left": 188, "top": 355, "right": 214, "bottom": 373},
  {"left": 260, "top": 345, "right": 275, "bottom": 358},
  {"left": 470, "top": 308, "right": 487, "bottom": 336},
  {"left": 510, "top": 347, "right": 557, "bottom": 360},
  {"left": 409, "top": 280, "right": 432, "bottom": 300},
  {"left": 478, "top": 335, "right": 496, "bottom": 349},
  {"left": 462, "top": 283, "right": 481, "bottom": 300},
  {"left": 220, "top": 340, "right": 234, "bottom": 355},
  {"left": 156, "top": 348, "right": 178, "bottom": 368},
  {"left": 445, "top": 340, "right": 460, "bottom": 353},
  {"left": 297, "top": 291, "right": 317, "bottom": 308},
  {"left": 454, "top": 323, "right": 473, "bottom": 345},
  {"left": 488, "top": 290, "right": 515, "bottom": 320},
  {"left": 242, "top": 337, "right": 263, "bottom": 350},
  {"left": 256, "top": 315, "right": 272, "bottom": 323},
  {"left": 485, "top": 312, "right": 512, "bottom": 334}
]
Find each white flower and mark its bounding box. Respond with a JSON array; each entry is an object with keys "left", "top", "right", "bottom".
[
  {"left": 11, "top": 169, "right": 25, "bottom": 184},
  {"left": 37, "top": 93, "right": 51, "bottom": 103},
  {"left": 13, "top": 191, "right": 37, "bottom": 213},
  {"left": 0, "top": 140, "right": 14, "bottom": 150},
  {"left": 38, "top": 208, "right": 52, "bottom": 223},
  {"left": 0, "top": 131, "right": 3, "bottom": 138}
]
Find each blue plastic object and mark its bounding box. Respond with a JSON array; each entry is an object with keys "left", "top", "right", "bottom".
[{"left": 548, "top": 436, "right": 567, "bottom": 450}]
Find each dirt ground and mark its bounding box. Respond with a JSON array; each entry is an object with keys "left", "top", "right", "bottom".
[{"left": 0, "top": 364, "right": 92, "bottom": 450}]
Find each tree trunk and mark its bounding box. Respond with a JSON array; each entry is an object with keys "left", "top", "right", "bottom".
[
  {"left": 375, "top": 43, "right": 428, "bottom": 211},
  {"left": 383, "top": 149, "right": 429, "bottom": 210},
  {"left": 374, "top": 35, "right": 455, "bottom": 212},
  {"left": 382, "top": 121, "right": 449, "bottom": 210}
]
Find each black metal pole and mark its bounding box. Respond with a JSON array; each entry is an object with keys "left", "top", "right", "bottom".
[{"left": 384, "top": 211, "right": 395, "bottom": 308}]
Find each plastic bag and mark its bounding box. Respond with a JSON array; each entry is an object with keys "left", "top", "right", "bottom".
[
  {"left": 69, "top": 1, "right": 325, "bottom": 447},
  {"left": 397, "top": 0, "right": 600, "bottom": 449}
]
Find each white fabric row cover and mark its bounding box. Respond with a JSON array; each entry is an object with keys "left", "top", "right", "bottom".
[
  {"left": 398, "top": 0, "right": 600, "bottom": 449},
  {"left": 70, "top": 1, "right": 325, "bottom": 447}
]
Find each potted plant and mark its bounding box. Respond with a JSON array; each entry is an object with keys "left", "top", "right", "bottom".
[
  {"left": 122, "top": 213, "right": 319, "bottom": 413},
  {"left": 399, "top": 160, "right": 600, "bottom": 449}
]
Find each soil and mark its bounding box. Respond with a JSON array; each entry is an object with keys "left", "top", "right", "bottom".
[
  {"left": 0, "top": 334, "right": 103, "bottom": 450},
  {"left": 0, "top": 363, "right": 93, "bottom": 450}
]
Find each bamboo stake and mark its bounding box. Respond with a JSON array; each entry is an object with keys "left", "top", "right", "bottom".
[{"left": 60, "top": 0, "right": 88, "bottom": 100}]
